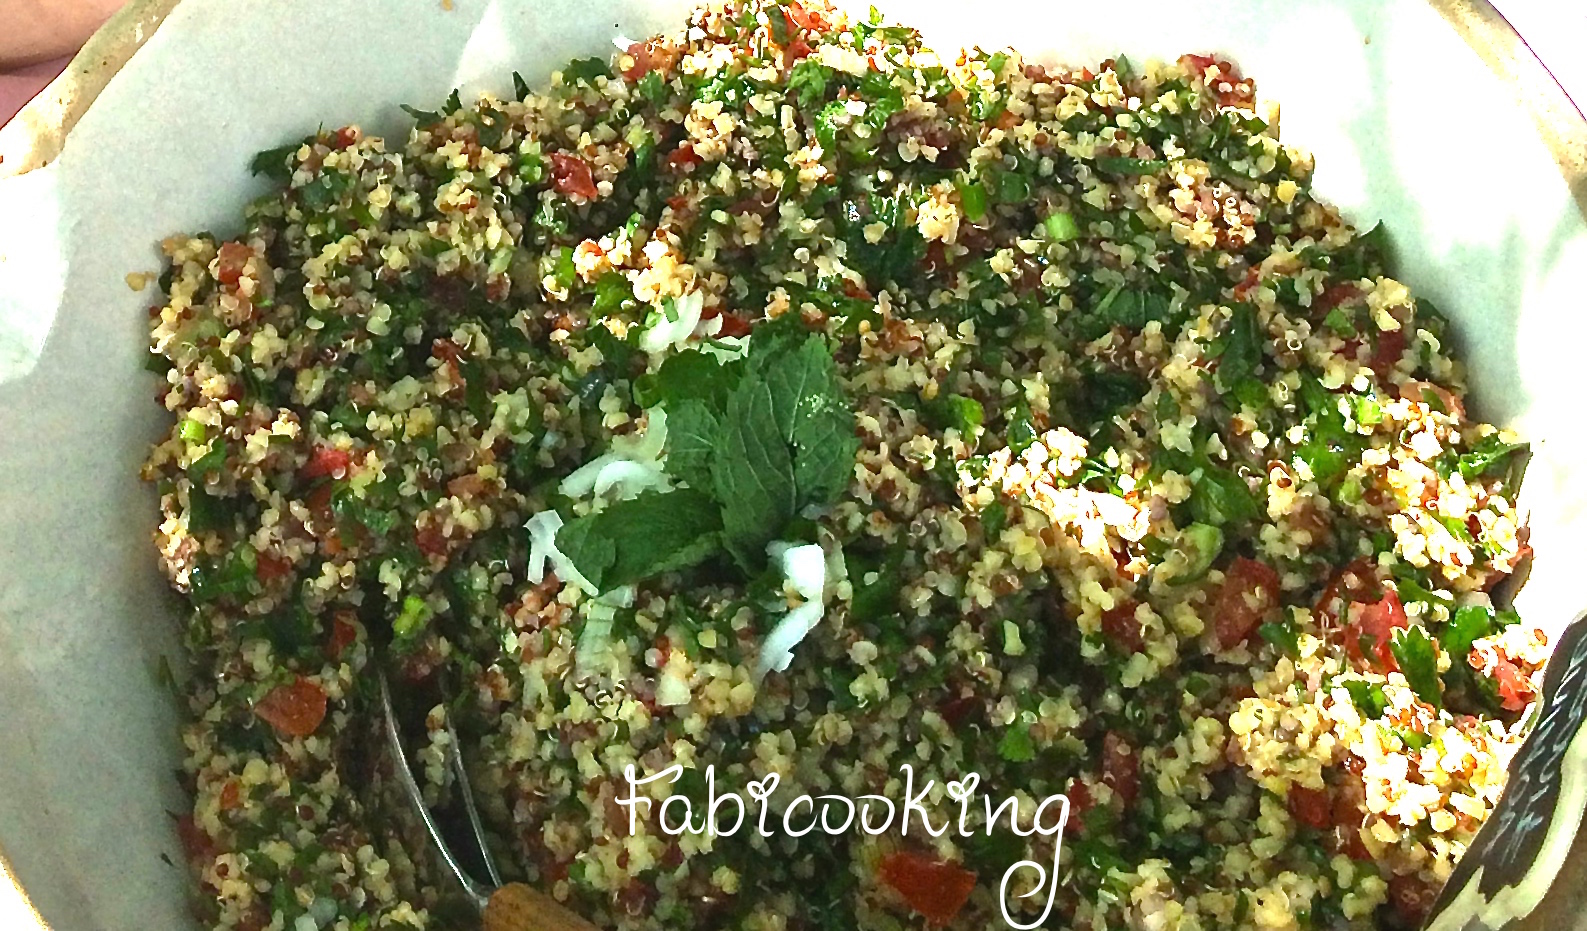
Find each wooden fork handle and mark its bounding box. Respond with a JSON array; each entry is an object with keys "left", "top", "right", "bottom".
[{"left": 484, "top": 882, "right": 602, "bottom": 931}]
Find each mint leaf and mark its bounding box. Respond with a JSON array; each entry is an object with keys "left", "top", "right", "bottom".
[
  {"left": 1390, "top": 626, "right": 1442, "bottom": 709},
  {"left": 763, "top": 336, "right": 857, "bottom": 507},
  {"left": 555, "top": 489, "right": 724, "bottom": 590},
  {"left": 555, "top": 518, "right": 617, "bottom": 591},
  {"left": 665, "top": 399, "right": 722, "bottom": 492},
  {"left": 714, "top": 379, "right": 799, "bottom": 569},
  {"left": 644, "top": 348, "right": 744, "bottom": 412}
]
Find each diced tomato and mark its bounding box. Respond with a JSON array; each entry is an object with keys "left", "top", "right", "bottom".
[
  {"left": 1287, "top": 784, "right": 1331, "bottom": 830},
  {"left": 666, "top": 144, "right": 703, "bottom": 170},
  {"left": 1388, "top": 874, "right": 1438, "bottom": 928},
  {"left": 1065, "top": 779, "right": 1094, "bottom": 831},
  {"left": 253, "top": 677, "right": 328, "bottom": 738},
  {"left": 1100, "top": 600, "right": 1144, "bottom": 653},
  {"left": 333, "top": 126, "right": 360, "bottom": 149},
  {"left": 328, "top": 611, "right": 359, "bottom": 660},
  {"left": 783, "top": 0, "right": 816, "bottom": 30},
  {"left": 1314, "top": 558, "right": 1379, "bottom": 625},
  {"left": 175, "top": 813, "right": 217, "bottom": 863},
  {"left": 1212, "top": 557, "right": 1282, "bottom": 649},
  {"left": 783, "top": 36, "right": 814, "bottom": 66},
  {"left": 1330, "top": 774, "right": 1374, "bottom": 860},
  {"left": 549, "top": 151, "right": 598, "bottom": 199},
  {"left": 621, "top": 42, "right": 655, "bottom": 81},
  {"left": 301, "top": 445, "right": 353, "bottom": 480},
  {"left": 842, "top": 279, "right": 873, "bottom": 302},
  {"left": 1368, "top": 328, "right": 1408, "bottom": 378},
  {"left": 1313, "top": 282, "right": 1361, "bottom": 315},
  {"left": 715, "top": 312, "right": 753, "bottom": 338},
  {"left": 937, "top": 692, "right": 980, "bottom": 728},
  {"left": 1101, "top": 731, "right": 1139, "bottom": 809},
  {"left": 254, "top": 552, "right": 292, "bottom": 582},
  {"left": 414, "top": 518, "right": 452, "bottom": 557},
  {"left": 877, "top": 850, "right": 978, "bottom": 926},
  {"left": 1344, "top": 589, "right": 1408, "bottom": 671},
  {"left": 218, "top": 780, "right": 241, "bottom": 812},
  {"left": 216, "top": 242, "right": 252, "bottom": 287},
  {"left": 1492, "top": 658, "right": 1534, "bottom": 711}
]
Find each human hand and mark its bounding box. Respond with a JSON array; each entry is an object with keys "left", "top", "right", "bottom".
[{"left": 0, "top": 0, "right": 126, "bottom": 126}]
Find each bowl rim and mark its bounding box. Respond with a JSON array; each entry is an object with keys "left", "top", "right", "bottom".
[{"left": 2, "top": 0, "right": 1586, "bottom": 928}]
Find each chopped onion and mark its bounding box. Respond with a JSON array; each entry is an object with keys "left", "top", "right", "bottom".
[
  {"left": 576, "top": 612, "right": 614, "bottom": 673},
  {"left": 559, "top": 408, "right": 669, "bottom": 501},
  {"left": 768, "top": 542, "right": 826, "bottom": 601},
  {"left": 613, "top": 35, "right": 637, "bottom": 52},
  {"left": 639, "top": 291, "right": 705, "bottom": 353},
  {"left": 756, "top": 602, "right": 824, "bottom": 678},
  {"left": 524, "top": 510, "right": 599, "bottom": 595}
]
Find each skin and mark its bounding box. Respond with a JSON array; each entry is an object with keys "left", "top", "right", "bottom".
[{"left": 0, "top": 0, "right": 124, "bottom": 125}]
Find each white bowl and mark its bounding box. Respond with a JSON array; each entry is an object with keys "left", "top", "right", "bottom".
[{"left": 1, "top": 1, "right": 1585, "bottom": 928}]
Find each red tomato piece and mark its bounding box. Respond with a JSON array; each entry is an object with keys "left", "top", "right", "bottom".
[
  {"left": 1344, "top": 589, "right": 1408, "bottom": 671},
  {"left": 1287, "top": 784, "right": 1331, "bottom": 830},
  {"left": 549, "top": 151, "right": 598, "bottom": 199},
  {"left": 254, "top": 552, "right": 292, "bottom": 582},
  {"left": 301, "top": 445, "right": 353, "bottom": 480},
  {"left": 877, "top": 851, "right": 978, "bottom": 926},
  {"left": 1368, "top": 328, "right": 1408, "bottom": 378},
  {"left": 1212, "top": 557, "right": 1282, "bottom": 649},
  {"left": 253, "top": 677, "right": 328, "bottom": 738},
  {"left": 1100, "top": 599, "right": 1144, "bottom": 653},
  {"left": 1492, "top": 658, "right": 1533, "bottom": 711},
  {"left": 328, "top": 611, "right": 359, "bottom": 660},
  {"left": 1314, "top": 558, "right": 1379, "bottom": 625},
  {"left": 621, "top": 41, "right": 654, "bottom": 81},
  {"left": 714, "top": 312, "right": 753, "bottom": 338},
  {"left": 216, "top": 241, "right": 252, "bottom": 287},
  {"left": 1101, "top": 731, "right": 1139, "bottom": 809},
  {"left": 666, "top": 144, "right": 703, "bottom": 170}
]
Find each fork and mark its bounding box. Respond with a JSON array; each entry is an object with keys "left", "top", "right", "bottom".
[{"left": 377, "top": 671, "right": 599, "bottom": 931}]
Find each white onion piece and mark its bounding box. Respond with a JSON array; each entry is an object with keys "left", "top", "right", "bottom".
[
  {"left": 560, "top": 452, "right": 622, "bottom": 498},
  {"left": 614, "top": 406, "right": 668, "bottom": 461},
  {"left": 639, "top": 291, "right": 705, "bottom": 352},
  {"left": 597, "top": 585, "right": 637, "bottom": 609},
  {"left": 769, "top": 542, "right": 826, "bottom": 602},
  {"left": 613, "top": 35, "right": 637, "bottom": 52},
  {"left": 576, "top": 614, "right": 614, "bottom": 673},
  {"left": 756, "top": 601, "right": 824, "bottom": 679},
  {"left": 524, "top": 509, "right": 599, "bottom": 595},
  {"left": 592, "top": 459, "right": 670, "bottom": 499}
]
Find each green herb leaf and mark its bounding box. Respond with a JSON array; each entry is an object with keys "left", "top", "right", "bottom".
[
  {"left": 248, "top": 143, "right": 300, "bottom": 182},
  {"left": 997, "top": 721, "right": 1036, "bottom": 762},
  {"left": 1095, "top": 156, "right": 1167, "bottom": 175},
  {"left": 1341, "top": 679, "right": 1388, "bottom": 718},
  {"left": 556, "top": 489, "right": 725, "bottom": 590},
  {"left": 1390, "top": 626, "right": 1442, "bottom": 708},
  {"left": 1258, "top": 620, "right": 1300, "bottom": 658},
  {"left": 714, "top": 380, "right": 799, "bottom": 568},
  {"left": 1044, "top": 211, "right": 1080, "bottom": 242},
  {"left": 665, "top": 399, "right": 723, "bottom": 492},
  {"left": 563, "top": 57, "right": 612, "bottom": 86},
  {"left": 1212, "top": 304, "right": 1263, "bottom": 388},
  {"left": 787, "top": 60, "right": 833, "bottom": 109}
]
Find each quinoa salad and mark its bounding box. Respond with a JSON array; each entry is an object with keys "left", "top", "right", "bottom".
[{"left": 141, "top": 2, "right": 1545, "bottom": 929}]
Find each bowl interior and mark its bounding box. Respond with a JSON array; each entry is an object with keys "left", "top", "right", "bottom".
[{"left": 1, "top": 1, "right": 1584, "bottom": 928}]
